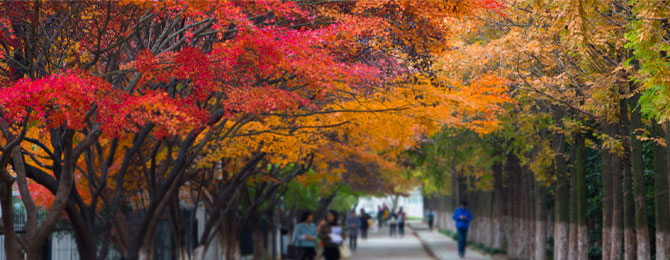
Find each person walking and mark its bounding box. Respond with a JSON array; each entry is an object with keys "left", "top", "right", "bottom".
[
  {"left": 397, "top": 207, "right": 406, "bottom": 237},
  {"left": 318, "top": 210, "right": 343, "bottom": 260},
  {"left": 292, "top": 211, "right": 318, "bottom": 260},
  {"left": 389, "top": 210, "right": 398, "bottom": 238},
  {"left": 358, "top": 209, "right": 370, "bottom": 240},
  {"left": 347, "top": 211, "right": 360, "bottom": 251},
  {"left": 426, "top": 208, "right": 435, "bottom": 231},
  {"left": 383, "top": 204, "right": 390, "bottom": 226},
  {"left": 452, "top": 201, "right": 473, "bottom": 258},
  {"left": 377, "top": 206, "right": 384, "bottom": 229}
]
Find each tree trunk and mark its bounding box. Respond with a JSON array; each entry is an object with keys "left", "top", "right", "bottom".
[
  {"left": 252, "top": 222, "right": 266, "bottom": 260},
  {"left": 506, "top": 154, "right": 521, "bottom": 258},
  {"left": 0, "top": 179, "right": 21, "bottom": 260},
  {"left": 568, "top": 142, "right": 579, "bottom": 260},
  {"left": 137, "top": 233, "right": 155, "bottom": 260},
  {"left": 534, "top": 182, "right": 547, "bottom": 260},
  {"left": 192, "top": 246, "right": 206, "bottom": 260},
  {"left": 621, "top": 97, "right": 636, "bottom": 260},
  {"left": 168, "top": 198, "right": 189, "bottom": 260},
  {"left": 630, "top": 94, "right": 650, "bottom": 260},
  {"left": 610, "top": 137, "right": 623, "bottom": 260},
  {"left": 219, "top": 221, "right": 241, "bottom": 260},
  {"left": 492, "top": 160, "right": 505, "bottom": 250},
  {"left": 655, "top": 122, "right": 670, "bottom": 260},
  {"left": 313, "top": 194, "right": 336, "bottom": 224},
  {"left": 524, "top": 172, "right": 534, "bottom": 257},
  {"left": 601, "top": 122, "right": 613, "bottom": 260},
  {"left": 575, "top": 133, "right": 588, "bottom": 260},
  {"left": 554, "top": 132, "right": 569, "bottom": 260}
]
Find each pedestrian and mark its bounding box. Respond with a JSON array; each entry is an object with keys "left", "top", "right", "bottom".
[
  {"left": 397, "top": 207, "right": 406, "bottom": 237},
  {"left": 318, "top": 210, "right": 343, "bottom": 260},
  {"left": 347, "top": 211, "right": 360, "bottom": 251},
  {"left": 426, "top": 208, "right": 435, "bottom": 231},
  {"left": 377, "top": 206, "right": 384, "bottom": 229},
  {"left": 452, "top": 201, "right": 473, "bottom": 258},
  {"left": 389, "top": 210, "right": 397, "bottom": 238},
  {"left": 292, "top": 211, "right": 317, "bottom": 260},
  {"left": 383, "top": 204, "right": 390, "bottom": 226},
  {"left": 358, "top": 208, "right": 370, "bottom": 240}
]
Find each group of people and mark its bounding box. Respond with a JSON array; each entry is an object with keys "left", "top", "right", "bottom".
[
  {"left": 375, "top": 204, "right": 407, "bottom": 238},
  {"left": 291, "top": 201, "right": 473, "bottom": 259},
  {"left": 291, "top": 208, "right": 372, "bottom": 260}
]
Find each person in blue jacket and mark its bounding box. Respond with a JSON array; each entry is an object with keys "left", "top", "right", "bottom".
[
  {"left": 293, "top": 211, "right": 318, "bottom": 260},
  {"left": 452, "top": 201, "right": 473, "bottom": 258}
]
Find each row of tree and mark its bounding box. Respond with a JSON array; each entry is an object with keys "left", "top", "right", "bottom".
[
  {"left": 0, "top": 1, "right": 507, "bottom": 260},
  {"left": 416, "top": 1, "right": 670, "bottom": 259}
]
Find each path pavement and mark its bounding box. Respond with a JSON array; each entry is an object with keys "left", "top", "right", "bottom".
[
  {"left": 349, "top": 225, "right": 434, "bottom": 260},
  {"left": 410, "top": 222, "right": 490, "bottom": 260},
  {"left": 346, "top": 222, "right": 491, "bottom": 260}
]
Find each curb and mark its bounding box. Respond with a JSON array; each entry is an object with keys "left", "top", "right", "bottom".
[
  {"left": 410, "top": 224, "right": 494, "bottom": 260},
  {"left": 408, "top": 223, "right": 443, "bottom": 260}
]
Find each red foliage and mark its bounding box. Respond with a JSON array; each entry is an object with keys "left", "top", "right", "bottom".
[{"left": 0, "top": 72, "right": 112, "bottom": 130}]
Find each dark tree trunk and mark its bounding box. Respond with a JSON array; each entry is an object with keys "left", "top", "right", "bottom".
[
  {"left": 610, "top": 108, "right": 624, "bottom": 260},
  {"left": 601, "top": 122, "right": 613, "bottom": 260},
  {"left": 492, "top": 160, "right": 505, "bottom": 250},
  {"left": 568, "top": 143, "right": 578, "bottom": 260},
  {"left": 0, "top": 180, "right": 21, "bottom": 260},
  {"left": 575, "top": 133, "right": 587, "bottom": 260},
  {"left": 629, "top": 94, "right": 650, "bottom": 260},
  {"left": 553, "top": 132, "right": 569, "bottom": 260},
  {"left": 313, "top": 194, "right": 336, "bottom": 224},
  {"left": 534, "top": 181, "right": 547, "bottom": 260},
  {"left": 621, "top": 97, "right": 636, "bottom": 260},
  {"left": 654, "top": 122, "right": 670, "bottom": 259}
]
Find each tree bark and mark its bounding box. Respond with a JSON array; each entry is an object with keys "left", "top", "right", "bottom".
[
  {"left": 492, "top": 160, "right": 505, "bottom": 250},
  {"left": 534, "top": 181, "right": 547, "bottom": 260},
  {"left": 654, "top": 122, "right": 670, "bottom": 260},
  {"left": 252, "top": 220, "right": 266, "bottom": 260},
  {"left": 313, "top": 194, "right": 336, "bottom": 224},
  {"left": 568, "top": 141, "right": 579, "bottom": 260},
  {"left": 621, "top": 97, "right": 636, "bottom": 260},
  {"left": 575, "top": 133, "right": 588, "bottom": 260},
  {"left": 0, "top": 179, "right": 21, "bottom": 260},
  {"left": 553, "top": 131, "right": 569, "bottom": 260},
  {"left": 27, "top": 130, "right": 78, "bottom": 260},
  {"left": 610, "top": 145, "right": 624, "bottom": 260},
  {"left": 601, "top": 122, "right": 613, "bottom": 260},
  {"left": 629, "top": 94, "right": 650, "bottom": 260}
]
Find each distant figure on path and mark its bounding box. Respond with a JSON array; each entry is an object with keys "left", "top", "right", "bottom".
[
  {"left": 397, "top": 207, "right": 406, "bottom": 237},
  {"left": 293, "top": 211, "right": 318, "bottom": 260},
  {"left": 389, "top": 210, "right": 398, "bottom": 237},
  {"left": 426, "top": 208, "right": 435, "bottom": 231},
  {"left": 358, "top": 209, "right": 370, "bottom": 240},
  {"left": 377, "top": 206, "right": 384, "bottom": 228},
  {"left": 452, "top": 201, "right": 473, "bottom": 258},
  {"left": 383, "top": 204, "right": 390, "bottom": 226},
  {"left": 347, "top": 211, "right": 360, "bottom": 251},
  {"left": 319, "top": 210, "right": 343, "bottom": 260}
]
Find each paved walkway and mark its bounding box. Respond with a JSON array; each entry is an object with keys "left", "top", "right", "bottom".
[
  {"left": 346, "top": 222, "right": 491, "bottom": 260},
  {"left": 410, "top": 223, "right": 490, "bottom": 260},
  {"left": 349, "top": 225, "right": 434, "bottom": 260}
]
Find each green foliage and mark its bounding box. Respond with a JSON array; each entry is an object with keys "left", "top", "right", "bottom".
[
  {"left": 284, "top": 171, "right": 321, "bottom": 211},
  {"left": 329, "top": 191, "right": 358, "bottom": 213},
  {"left": 410, "top": 127, "right": 498, "bottom": 195}
]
